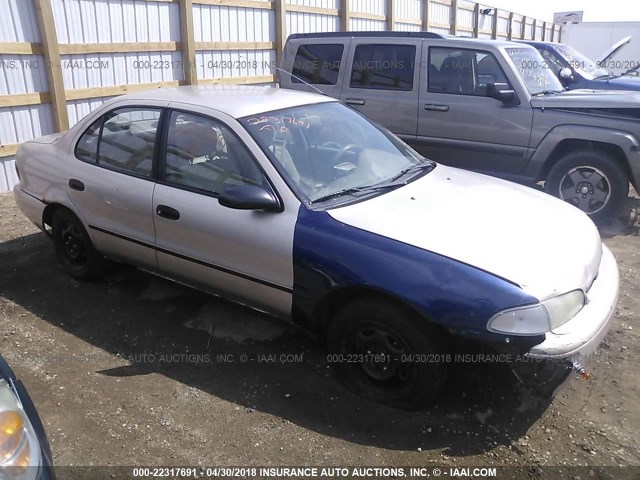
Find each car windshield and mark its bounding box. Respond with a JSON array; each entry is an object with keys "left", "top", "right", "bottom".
[
  {"left": 505, "top": 47, "right": 564, "bottom": 95},
  {"left": 240, "top": 102, "right": 433, "bottom": 205},
  {"left": 554, "top": 44, "right": 610, "bottom": 80}
]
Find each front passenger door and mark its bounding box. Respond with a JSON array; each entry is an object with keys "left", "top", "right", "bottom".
[
  {"left": 152, "top": 108, "right": 296, "bottom": 317},
  {"left": 416, "top": 47, "right": 533, "bottom": 177}
]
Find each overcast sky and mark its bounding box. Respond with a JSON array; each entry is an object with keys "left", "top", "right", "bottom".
[{"left": 484, "top": 0, "right": 640, "bottom": 23}]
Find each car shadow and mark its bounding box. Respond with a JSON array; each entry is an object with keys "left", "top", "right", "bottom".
[{"left": 0, "top": 232, "right": 557, "bottom": 456}]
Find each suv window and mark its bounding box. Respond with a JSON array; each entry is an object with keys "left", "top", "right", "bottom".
[
  {"left": 350, "top": 44, "right": 416, "bottom": 91},
  {"left": 98, "top": 108, "right": 160, "bottom": 177},
  {"left": 428, "top": 47, "right": 510, "bottom": 96},
  {"left": 163, "top": 111, "right": 268, "bottom": 195},
  {"left": 292, "top": 44, "right": 343, "bottom": 85}
]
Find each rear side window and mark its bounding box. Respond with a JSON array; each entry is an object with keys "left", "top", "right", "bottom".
[
  {"left": 98, "top": 109, "right": 160, "bottom": 177},
  {"left": 292, "top": 44, "right": 344, "bottom": 85},
  {"left": 75, "top": 118, "right": 102, "bottom": 163},
  {"left": 349, "top": 44, "right": 416, "bottom": 91},
  {"left": 74, "top": 108, "right": 161, "bottom": 178}
]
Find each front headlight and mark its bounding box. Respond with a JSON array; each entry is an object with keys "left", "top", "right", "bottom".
[
  {"left": 0, "top": 379, "right": 41, "bottom": 479},
  {"left": 487, "top": 290, "right": 586, "bottom": 336}
]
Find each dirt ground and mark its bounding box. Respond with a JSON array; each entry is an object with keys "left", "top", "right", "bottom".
[{"left": 0, "top": 191, "right": 639, "bottom": 473}]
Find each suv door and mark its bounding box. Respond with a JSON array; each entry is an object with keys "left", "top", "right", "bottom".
[
  {"left": 152, "top": 106, "right": 296, "bottom": 317},
  {"left": 67, "top": 103, "right": 166, "bottom": 269},
  {"left": 340, "top": 39, "right": 421, "bottom": 137},
  {"left": 279, "top": 39, "right": 349, "bottom": 99},
  {"left": 416, "top": 45, "right": 533, "bottom": 177}
]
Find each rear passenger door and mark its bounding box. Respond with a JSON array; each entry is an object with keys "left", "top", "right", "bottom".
[
  {"left": 416, "top": 46, "right": 533, "bottom": 177},
  {"left": 340, "top": 39, "right": 421, "bottom": 137},
  {"left": 66, "top": 103, "right": 166, "bottom": 269}
]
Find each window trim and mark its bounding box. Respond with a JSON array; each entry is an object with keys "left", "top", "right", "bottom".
[
  {"left": 348, "top": 43, "right": 417, "bottom": 92},
  {"left": 72, "top": 105, "right": 166, "bottom": 182},
  {"left": 427, "top": 46, "right": 511, "bottom": 97},
  {"left": 157, "top": 108, "right": 283, "bottom": 211}
]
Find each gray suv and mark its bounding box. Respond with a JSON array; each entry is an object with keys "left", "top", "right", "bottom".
[{"left": 279, "top": 32, "right": 640, "bottom": 223}]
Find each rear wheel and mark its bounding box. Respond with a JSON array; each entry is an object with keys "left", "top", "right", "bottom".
[
  {"left": 52, "top": 209, "right": 106, "bottom": 281},
  {"left": 545, "top": 151, "right": 629, "bottom": 224},
  {"left": 327, "top": 299, "right": 448, "bottom": 410}
]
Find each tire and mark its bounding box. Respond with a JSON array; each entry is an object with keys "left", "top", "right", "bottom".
[
  {"left": 545, "top": 151, "right": 629, "bottom": 224},
  {"left": 327, "top": 298, "right": 448, "bottom": 410},
  {"left": 52, "top": 208, "right": 106, "bottom": 281}
]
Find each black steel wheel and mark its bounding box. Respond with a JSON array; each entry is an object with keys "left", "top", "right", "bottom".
[
  {"left": 52, "top": 208, "right": 106, "bottom": 281},
  {"left": 327, "top": 299, "right": 448, "bottom": 410}
]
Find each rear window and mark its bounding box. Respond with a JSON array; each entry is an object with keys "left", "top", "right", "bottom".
[
  {"left": 292, "top": 44, "right": 344, "bottom": 85},
  {"left": 349, "top": 44, "right": 416, "bottom": 91}
]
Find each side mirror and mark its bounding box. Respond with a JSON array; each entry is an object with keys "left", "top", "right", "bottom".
[
  {"left": 218, "top": 184, "right": 281, "bottom": 211},
  {"left": 487, "top": 82, "right": 519, "bottom": 105},
  {"left": 559, "top": 67, "right": 578, "bottom": 84}
]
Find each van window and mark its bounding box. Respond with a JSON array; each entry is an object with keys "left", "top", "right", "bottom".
[
  {"left": 292, "top": 44, "right": 344, "bottom": 85},
  {"left": 428, "top": 47, "right": 510, "bottom": 96},
  {"left": 349, "top": 44, "right": 416, "bottom": 91}
]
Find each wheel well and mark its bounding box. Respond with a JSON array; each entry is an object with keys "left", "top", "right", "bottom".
[
  {"left": 310, "top": 287, "right": 444, "bottom": 337},
  {"left": 539, "top": 139, "right": 631, "bottom": 182},
  {"left": 42, "top": 203, "right": 70, "bottom": 237}
]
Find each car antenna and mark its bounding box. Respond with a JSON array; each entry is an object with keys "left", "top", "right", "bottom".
[{"left": 273, "top": 66, "right": 329, "bottom": 97}]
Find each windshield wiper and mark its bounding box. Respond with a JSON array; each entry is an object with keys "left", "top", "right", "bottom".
[
  {"left": 310, "top": 162, "right": 435, "bottom": 205},
  {"left": 388, "top": 162, "right": 436, "bottom": 182},
  {"left": 309, "top": 183, "right": 402, "bottom": 204},
  {"left": 532, "top": 89, "right": 564, "bottom": 96}
]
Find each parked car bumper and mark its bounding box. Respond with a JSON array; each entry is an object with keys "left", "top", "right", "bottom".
[
  {"left": 13, "top": 186, "right": 45, "bottom": 230},
  {"left": 526, "top": 245, "right": 618, "bottom": 361},
  {"left": 0, "top": 355, "right": 56, "bottom": 479}
]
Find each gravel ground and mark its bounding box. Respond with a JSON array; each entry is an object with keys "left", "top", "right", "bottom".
[{"left": 0, "top": 191, "right": 639, "bottom": 473}]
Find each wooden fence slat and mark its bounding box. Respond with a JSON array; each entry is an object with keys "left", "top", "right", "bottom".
[{"left": 34, "top": 0, "right": 69, "bottom": 132}]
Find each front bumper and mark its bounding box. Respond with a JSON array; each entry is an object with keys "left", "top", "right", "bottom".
[{"left": 526, "top": 244, "right": 619, "bottom": 361}]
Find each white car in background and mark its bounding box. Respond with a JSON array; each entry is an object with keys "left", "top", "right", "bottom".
[{"left": 13, "top": 86, "right": 618, "bottom": 409}]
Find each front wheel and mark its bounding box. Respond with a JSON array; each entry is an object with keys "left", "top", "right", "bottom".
[
  {"left": 545, "top": 151, "right": 629, "bottom": 224},
  {"left": 52, "top": 209, "right": 106, "bottom": 281},
  {"left": 327, "top": 299, "right": 448, "bottom": 410}
]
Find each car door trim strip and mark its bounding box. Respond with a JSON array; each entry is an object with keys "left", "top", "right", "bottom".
[{"left": 88, "top": 224, "right": 293, "bottom": 293}]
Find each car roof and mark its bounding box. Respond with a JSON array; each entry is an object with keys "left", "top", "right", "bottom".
[
  {"left": 113, "top": 85, "right": 337, "bottom": 118},
  {"left": 288, "top": 31, "right": 446, "bottom": 40},
  {"left": 287, "top": 31, "right": 530, "bottom": 49}
]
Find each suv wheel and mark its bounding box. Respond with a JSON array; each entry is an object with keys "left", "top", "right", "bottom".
[
  {"left": 545, "top": 151, "right": 629, "bottom": 224},
  {"left": 327, "top": 299, "right": 448, "bottom": 410},
  {"left": 52, "top": 209, "right": 107, "bottom": 281}
]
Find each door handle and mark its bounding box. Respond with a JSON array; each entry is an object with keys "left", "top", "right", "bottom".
[
  {"left": 424, "top": 104, "right": 449, "bottom": 112},
  {"left": 69, "top": 179, "right": 85, "bottom": 191},
  {"left": 156, "top": 205, "right": 180, "bottom": 221},
  {"left": 345, "top": 98, "right": 366, "bottom": 106}
]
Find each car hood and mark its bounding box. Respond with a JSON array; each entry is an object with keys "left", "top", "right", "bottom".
[
  {"left": 327, "top": 165, "right": 602, "bottom": 301},
  {"left": 530, "top": 89, "right": 640, "bottom": 109},
  {"left": 597, "top": 35, "right": 632, "bottom": 64},
  {"left": 602, "top": 76, "right": 640, "bottom": 89}
]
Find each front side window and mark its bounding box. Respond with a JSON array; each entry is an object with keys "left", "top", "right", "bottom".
[
  {"left": 163, "top": 111, "right": 268, "bottom": 195},
  {"left": 428, "top": 47, "right": 510, "bottom": 96},
  {"left": 350, "top": 44, "right": 416, "bottom": 91},
  {"left": 292, "top": 44, "right": 343, "bottom": 85},
  {"left": 98, "top": 108, "right": 160, "bottom": 177},
  {"left": 241, "top": 102, "right": 433, "bottom": 205}
]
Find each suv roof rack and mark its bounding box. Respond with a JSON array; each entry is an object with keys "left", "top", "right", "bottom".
[{"left": 287, "top": 31, "right": 446, "bottom": 40}]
